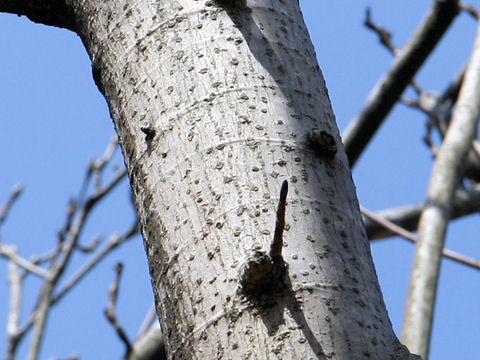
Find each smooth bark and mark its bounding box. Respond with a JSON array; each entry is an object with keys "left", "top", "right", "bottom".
[
  {"left": 1, "top": 0, "right": 419, "bottom": 358},
  {"left": 403, "top": 19, "right": 480, "bottom": 359}
]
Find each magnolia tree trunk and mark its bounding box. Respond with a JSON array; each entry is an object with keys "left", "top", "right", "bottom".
[{"left": 1, "top": 0, "right": 419, "bottom": 358}]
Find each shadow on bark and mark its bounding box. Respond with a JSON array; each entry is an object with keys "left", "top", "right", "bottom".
[
  {"left": 245, "top": 267, "right": 326, "bottom": 359},
  {"left": 220, "top": 2, "right": 326, "bottom": 136}
]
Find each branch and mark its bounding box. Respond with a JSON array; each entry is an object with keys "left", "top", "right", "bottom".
[
  {"left": 364, "top": 7, "right": 398, "bottom": 56},
  {"left": 402, "top": 69, "right": 462, "bottom": 138},
  {"left": 7, "top": 258, "right": 22, "bottom": 360},
  {"left": 28, "top": 282, "right": 54, "bottom": 360},
  {"left": 364, "top": 187, "right": 480, "bottom": 240},
  {"left": 136, "top": 305, "right": 157, "bottom": 339},
  {"left": 361, "top": 206, "right": 480, "bottom": 270},
  {"left": 128, "top": 323, "right": 166, "bottom": 360},
  {"left": 22, "top": 167, "right": 129, "bottom": 355},
  {"left": 78, "top": 137, "right": 119, "bottom": 206},
  {"left": 401, "top": 68, "right": 480, "bottom": 183},
  {"left": 402, "top": 19, "right": 480, "bottom": 358},
  {"left": 105, "top": 263, "right": 133, "bottom": 356},
  {"left": 3, "top": 140, "right": 133, "bottom": 360},
  {"left": 53, "top": 225, "right": 138, "bottom": 304},
  {"left": 460, "top": 2, "right": 479, "bottom": 19},
  {"left": 0, "top": 0, "right": 77, "bottom": 31},
  {"left": 343, "top": 0, "right": 460, "bottom": 167},
  {"left": 0, "top": 183, "right": 24, "bottom": 229},
  {"left": 0, "top": 244, "right": 51, "bottom": 279}
]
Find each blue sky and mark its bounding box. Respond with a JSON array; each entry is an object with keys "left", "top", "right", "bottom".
[{"left": 1, "top": 1, "right": 479, "bottom": 359}]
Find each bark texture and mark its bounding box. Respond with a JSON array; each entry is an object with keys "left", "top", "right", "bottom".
[{"left": 1, "top": 0, "right": 417, "bottom": 358}]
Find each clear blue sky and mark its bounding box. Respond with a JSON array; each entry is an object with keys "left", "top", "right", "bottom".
[{"left": 1, "top": 1, "right": 479, "bottom": 359}]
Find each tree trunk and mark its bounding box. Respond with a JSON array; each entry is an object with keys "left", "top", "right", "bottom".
[{"left": 0, "top": 0, "right": 418, "bottom": 358}]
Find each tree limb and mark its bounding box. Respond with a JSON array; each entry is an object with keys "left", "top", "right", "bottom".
[
  {"left": 343, "top": 0, "right": 460, "bottom": 167},
  {"left": 364, "top": 187, "right": 480, "bottom": 240},
  {"left": 53, "top": 225, "right": 138, "bottom": 304},
  {"left": 7, "top": 258, "right": 22, "bottom": 360},
  {"left": 402, "top": 19, "right": 480, "bottom": 358},
  {"left": 105, "top": 263, "right": 133, "bottom": 356},
  {"left": 0, "top": 244, "right": 51, "bottom": 279},
  {"left": 361, "top": 206, "right": 480, "bottom": 270},
  {"left": 0, "top": 183, "right": 24, "bottom": 229},
  {"left": 128, "top": 323, "right": 166, "bottom": 360},
  {"left": 1, "top": 140, "right": 135, "bottom": 360},
  {"left": 0, "top": 0, "right": 77, "bottom": 31}
]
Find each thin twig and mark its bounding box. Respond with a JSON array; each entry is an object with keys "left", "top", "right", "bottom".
[
  {"left": 92, "top": 136, "right": 119, "bottom": 190},
  {"left": 460, "top": 2, "right": 479, "bottom": 19},
  {"left": 361, "top": 206, "right": 480, "bottom": 270},
  {"left": 76, "top": 234, "right": 103, "bottom": 253},
  {"left": 364, "top": 187, "right": 480, "bottom": 240},
  {"left": 364, "top": 7, "right": 398, "bottom": 55},
  {"left": 58, "top": 199, "right": 78, "bottom": 244},
  {"left": 136, "top": 304, "right": 157, "bottom": 339},
  {"left": 105, "top": 263, "right": 133, "bottom": 356},
  {"left": 343, "top": 0, "right": 460, "bottom": 167},
  {"left": 30, "top": 249, "right": 58, "bottom": 266},
  {"left": 78, "top": 136, "right": 119, "bottom": 206},
  {"left": 84, "top": 168, "right": 127, "bottom": 213},
  {"left": 0, "top": 183, "right": 25, "bottom": 228},
  {"left": 53, "top": 225, "right": 138, "bottom": 304},
  {"left": 93, "top": 136, "right": 119, "bottom": 173},
  {"left": 0, "top": 244, "right": 51, "bottom": 279},
  {"left": 12, "top": 184, "right": 134, "bottom": 350},
  {"left": 26, "top": 170, "right": 129, "bottom": 357},
  {"left": 9, "top": 141, "right": 131, "bottom": 360}
]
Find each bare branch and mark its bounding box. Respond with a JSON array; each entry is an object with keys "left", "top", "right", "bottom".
[
  {"left": 7, "top": 257, "right": 22, "bottom": 360},
  {"left": 78, "top": 137, "right": 121, "bottom": 208},
  {"left": 28, "top": 282, "right": 55, "bottom": 360},
  {"left": 136, "top": 304, "right": 158, "bottom": 339},
  {"left": 92, "top": 137, "right": 119, "bottom": 173},
  {"left": 0, "top": 244, "right": 51, "bottom": 279},
  {"left": 403, "top": 20, "right": 480, "bottom": 358},
  {"left": 24, "top": 168, "right": 130, "bottom": 358},
  {"left": 130, "top": 322, "right": 166, "bottom": 360},
  {"left": 365, "top": 186, "right": 480, "bottom": 241},
  {"left": 0, "top": 183, "right": 25, "bottom": 229},
  {"left": 0, "top": 0, "right": 77, "bottom": 31},
  {"left": 76, "top": 234, "right": 103, "bottom": 253},
  {"left": 460, "top": 2, "right": 479, "bottom": 19},
  {"left": 361, "top": 206, "right": 480, "bottom": 270},
  {"left": 92, "top": 137, "right": 119, "bottom": 189},
  {"left": 83, "top": 168, "right": 127, "bottom": 214},
  {"left": 30, "top": 249, "right": 59, "bottom": 266},
  {"left": 1, "top": 139, "right": 133, "bottom": 360},
  {"left": 343, "top": 0, "right": 460, "bottom": 167},
  {"left": 53, "top": 225, "right": 138, "bottom": 304},
  {"left": 105, "top": 263, "right": 133, "bottom": 356},
  {"left": 363, "top": 7, "right": 480, "bottom": 182},
  {"left": 364, "top": 8, "right": 398, "bottom": 56}
]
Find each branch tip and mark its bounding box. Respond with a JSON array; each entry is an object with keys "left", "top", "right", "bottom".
[
  {"left": 270, "top": 180, "right": 288, "bottom": 259},
  {"left": 279, "top": 180, "right": 288, "bottom": 202}
]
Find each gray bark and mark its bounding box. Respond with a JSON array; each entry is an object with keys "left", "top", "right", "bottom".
[
  {"left": 402, "top": 19, "right": 480, "bottom": 359},
  {"left": 0, "top": 0, "right": 419, "bottom": 358}
]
